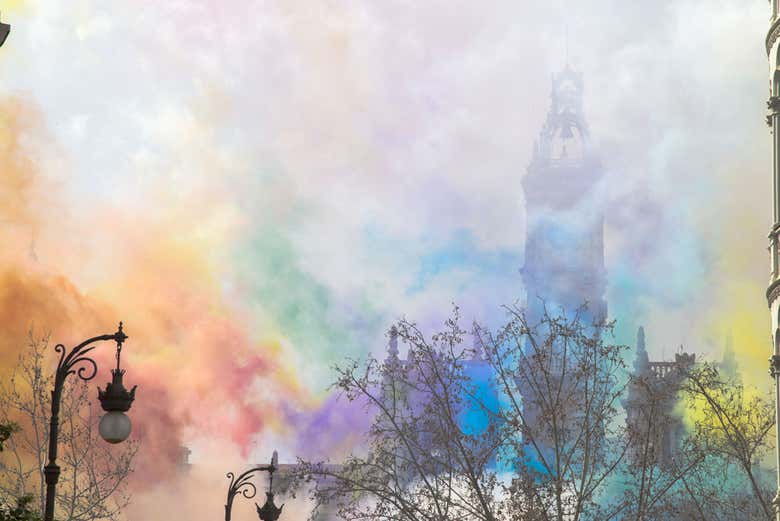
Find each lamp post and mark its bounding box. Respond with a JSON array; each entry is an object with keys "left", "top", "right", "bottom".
[
  {"left": 43, "top": 322, "right": 137, "bottom": 521},
  {"left": 225, "top": 451, "right": 284, "bottom": 521}
]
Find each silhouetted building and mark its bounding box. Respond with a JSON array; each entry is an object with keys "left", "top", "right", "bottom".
[
  {"left": 381, "top": 326, "right": 500, "bottom": 462},
  {"left": 517, "top": 66, "right": 610, "bottom": 464},
  {"left": 624, "top": 327, "right": 695, "bottom": 466},
  {"left": 176, "top": 445, "right": 192, "bottom": 474}
]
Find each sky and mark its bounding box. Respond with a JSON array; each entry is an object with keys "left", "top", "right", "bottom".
[{"left": 0, "top": 0, "right": 773, "bottom": 519}]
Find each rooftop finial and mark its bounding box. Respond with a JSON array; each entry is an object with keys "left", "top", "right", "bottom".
[
  {"left": 388, "top": 326, "right": 399, "bottom": 359},
  {"left": 472, "top": 329, "right": 485, "bottom": 361},
  {"left": 634, "top": 326, "right": 649, "bottom": 373}
]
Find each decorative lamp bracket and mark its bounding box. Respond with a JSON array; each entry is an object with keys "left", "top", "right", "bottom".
[
  {"left": 98, "top": 370, "right": 136, "bottom": 412},
  {"left": 98, "top": 322, "right": 136, "bottom": 412}
]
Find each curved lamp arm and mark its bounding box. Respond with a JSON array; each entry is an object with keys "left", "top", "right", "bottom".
[{"left": 225, "top": 451, "right": 280, "bottom": 521}]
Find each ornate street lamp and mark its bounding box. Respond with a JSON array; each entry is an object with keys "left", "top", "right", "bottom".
[
  {"left": 43, "top": 322, "right": 137, "bottom": 521},
  {"left": 225, "top": 451, "right": 284, "bottom": 521}
]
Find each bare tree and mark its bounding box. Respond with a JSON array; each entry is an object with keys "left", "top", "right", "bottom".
[
  {"left": 478, "top": 305, "right": 630, "bottom": 521},
  {"left": 295, "top": 305, "right": 775, "bottom": 521},
  {"left": 297, "top": 307, "right": 504, "bottom": 521},
  {"left": 0, "top": 333, "right": 137, "bottom": 521},
  {"left": 0, "top": 422, "right": 40, "bottom": 521},
  {"left": 296, "top": 305, "right": 642, "bottom": 521},
  {"left": 0, "top": 424, "right": 19, "bottom": 453},
  {"left": 678, "top": 363, "right": 775, "bottom": 521},
  {"left": 610, "top": 373, "right": 705, "bottom": 521}
]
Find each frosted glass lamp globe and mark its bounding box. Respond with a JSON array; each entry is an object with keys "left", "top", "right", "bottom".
[{"left": 99, "top": 411, "right": 131, "bottom": 444}]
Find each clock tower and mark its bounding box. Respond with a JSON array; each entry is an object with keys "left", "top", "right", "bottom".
[{"left": 522, "top": 66, "right": 607, "bottom": 326}]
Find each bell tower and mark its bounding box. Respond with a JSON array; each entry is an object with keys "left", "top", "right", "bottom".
[{"left": 522, "top": 66, "right": 607, "bottom": 325}]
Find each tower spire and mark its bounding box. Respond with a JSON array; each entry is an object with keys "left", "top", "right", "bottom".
[
  {"left": 634, "top": 326, "right": 649, "bottom": 373},
  {"left": 721, "top": 330, "right": 738, "bottom": 380},
  {"left": 472, "top": 328, "right": 485, "bottom": 361},
  {"left": 388, "top": 326, "right": 399, "bottom": 360}
]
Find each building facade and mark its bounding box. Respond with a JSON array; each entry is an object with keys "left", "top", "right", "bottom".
[
  {"left": 623, "top": 327, "right": 695, "bottom": 467},
  {"left": 766, "top": 4, "right": 780, "bottom": 517}
]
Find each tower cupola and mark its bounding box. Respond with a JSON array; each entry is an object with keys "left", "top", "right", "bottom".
[{"left": 534, "top": 67, "right": 591, "bottom": 164}]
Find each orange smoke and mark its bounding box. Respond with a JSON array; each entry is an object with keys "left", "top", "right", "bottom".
[{"left": 0, "top": 93, "right": 310, "bottom": 491}]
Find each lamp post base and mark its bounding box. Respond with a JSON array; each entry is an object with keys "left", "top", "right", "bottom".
[{"left": 43, "top": 463, "right": 60, "bottom": 521}]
